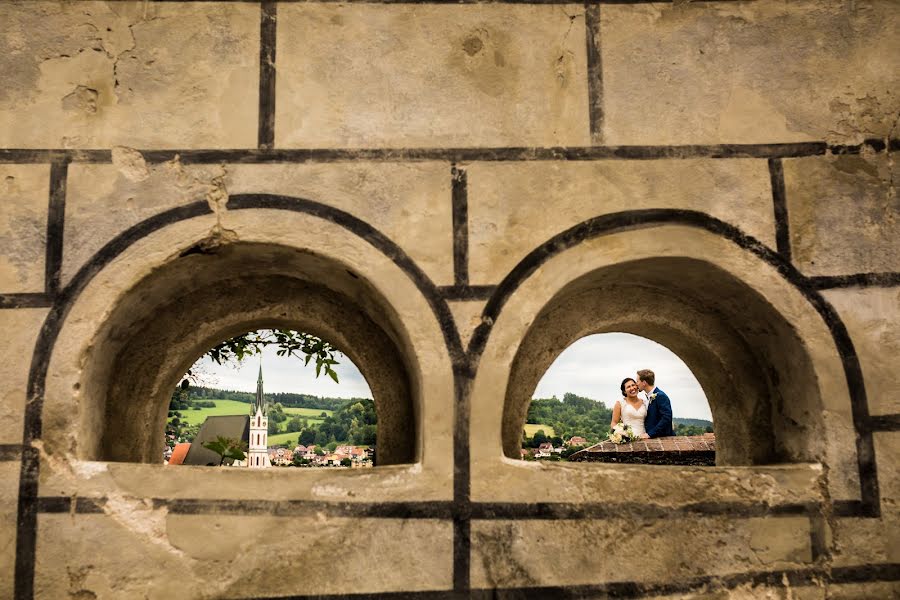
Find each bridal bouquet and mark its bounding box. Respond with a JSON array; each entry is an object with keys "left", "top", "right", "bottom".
[{"left": 608, "top": 422, "right": 640, "bottom": 444}]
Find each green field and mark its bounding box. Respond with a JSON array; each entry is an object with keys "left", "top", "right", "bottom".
[
  {"left": 171, "top": 400, "right": 333, "bottom": 427},
  {"left": 523, "top": 423, "right": 555, "bottom": 438},
  {"left": 267, "top": 431, "right": 303, "bottom": 446},
  {"left": 283, "top": 406, "right": 333, "bottom": 418}
]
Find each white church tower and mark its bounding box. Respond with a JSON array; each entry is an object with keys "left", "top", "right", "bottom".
[{"left": 247, "top": 363, "right": 271, "bottom": 468}]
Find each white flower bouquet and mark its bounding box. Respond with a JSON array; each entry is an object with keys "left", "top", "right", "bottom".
[{"left": 608, "top": 422, "right": 640, "bottom": 444}]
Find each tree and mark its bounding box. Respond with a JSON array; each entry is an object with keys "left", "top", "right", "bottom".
[
  {"left": 298, "top": 429, "right": 316, "bottom": 446},
  {"left": 340, "top": 457, "right": 352, "bottom": 467},
  {"left": 326, "top": 441, "right": 338, "bottom": 452},
  {"left": 205, "top": 329, "right": 342, "bottom": 383},
  {"left": 531, "top": 429, "right": 549, "bottom": 447},
  {"left": 202, "top": 436, "right": 248, "bottom": 466}
]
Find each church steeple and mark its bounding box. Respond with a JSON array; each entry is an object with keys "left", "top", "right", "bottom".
[
  {"left": 247, "top": 360, "right": 270, "bottom": 468},
  {"left": 253, "top": 363, "right": 267, "bottom": 416}
]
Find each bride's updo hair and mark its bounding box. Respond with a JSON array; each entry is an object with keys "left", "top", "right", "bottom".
[{"left": 620, "top": 377, "right": 637, "bottom": 396}]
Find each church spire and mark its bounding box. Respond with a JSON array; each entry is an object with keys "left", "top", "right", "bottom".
[{"left": 254, "top": 361, "right": 267, "bottom": 416}]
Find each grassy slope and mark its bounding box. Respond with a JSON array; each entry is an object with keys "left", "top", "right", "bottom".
[
  {"left": 172, "top": 400, "right": 333, "bottom": 427},
  {"left": 523, "top": 423, "right": 555, "bottom": 438}
]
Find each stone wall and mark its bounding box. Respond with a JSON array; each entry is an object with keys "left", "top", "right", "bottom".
[{"left": 1, "top": 1, "right": 897, "bottom": 598}]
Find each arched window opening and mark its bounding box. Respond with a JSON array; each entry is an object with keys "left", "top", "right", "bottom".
[
  {"left": 521, "top": 333, "right": 714, "bottom": 465},
  {"left": 76, "top": 242, "right": 418, "bottom": 467},
  {"left": 165, "top": 328, "right": 376, "bottom": 469},
  {"left": 502, "top": 257, "right": 825, "bottom": 467}
]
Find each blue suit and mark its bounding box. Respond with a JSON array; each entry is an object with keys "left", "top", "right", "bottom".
[{"left": 644, "top": 387, "right": 674, "bottom": 438}]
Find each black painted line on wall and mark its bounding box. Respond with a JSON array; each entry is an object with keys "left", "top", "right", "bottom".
[
  {"left": 584, "top": 2, "right": 603, "bottom": 144},
  {"left": 37, "top": 496, "right": 106, "bottom": 514},
  {"left": 463, "top": 209, "right": 881, "bottom": 518},
  {"left": 451, "top": 167, "right": 469, "bottom": 286},
  {"left": 437, "top": 284, "right": 496, "bottom": 301},
  {"left": 7, "top": 140, "right": 900, "bottom": 165},
  {"left": 258, "top": 2, "right": 277, "bottom": 149},
  {"left": 768, "top": 158, "right": 791, "bottom": 261},
  {"left": 869, "top": 414, "right": 900, "bottom": 432},
  {"left": 45, "top": 160, "right": 68, "bottom": 295},
  {"left": 809, "top": 272, "right": 900, "bottom": 290},
  {"left": 470, "top": 501, "right": 817, "bottom": 520},
  {"left": 0, "top": 444, "right": 22, "bottom": 461},
  {"left": 13, "top": 447, "right": 40, "bottom": 600},
  {"left": 0, "top": 294, "right": 52, "bottom": 309},
  {"left": 32, "top": 495, "right": 830, "bottom": 521},
  {"left": 0, "top": 139, "right": 896, "bottom": 165},
  {"left": 809, "top": 513, "right": 829, "bottom": 563},
  {"left": 158, "top": 498, "right": 454, "bottom": 519}
]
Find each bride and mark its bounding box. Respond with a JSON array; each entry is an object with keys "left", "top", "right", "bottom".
[{"left": 610, "top": 377, "right": 647, "bottom": 436}]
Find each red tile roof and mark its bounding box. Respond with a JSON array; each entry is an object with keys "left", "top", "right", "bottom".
[{"left": 167, "top": 443, "right": 191, "bottom": 465}]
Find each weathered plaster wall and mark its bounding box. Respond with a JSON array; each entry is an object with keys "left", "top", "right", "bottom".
[{"left": 0, "top": 1, "right": 897, "bottom": 598}]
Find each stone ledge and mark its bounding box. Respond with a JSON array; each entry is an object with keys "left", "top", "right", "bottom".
[{"left": 570, "top": 434, "right": 716, "bottom": 466}]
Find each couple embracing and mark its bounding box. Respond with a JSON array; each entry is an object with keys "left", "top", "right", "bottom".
[{"left": 610, "top": 369, "right": 674, "bottom": 440}]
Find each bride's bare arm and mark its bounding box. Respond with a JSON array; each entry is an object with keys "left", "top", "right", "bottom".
[{"left": 610, "top": 400, "right": 622, "bottom": 427}]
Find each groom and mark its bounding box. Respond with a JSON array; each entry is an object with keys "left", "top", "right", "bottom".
[{"left": 636, "top": 369, "right": 674, "bottom": 439}]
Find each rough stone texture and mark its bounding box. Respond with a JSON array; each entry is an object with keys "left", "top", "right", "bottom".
[
  {"left": 828, "top": 582, "right": 900, "bottom": 599},
  {"left": 223, "top": 163, "right": 455, "bottom": 285},
  {"left": 0, "top": 2, "right": 259, "bottom": 149},
  {"left": 0, "top": 1, "right": 897, "bottom": 597},
  {"left": 448, "top": 300, "right": 487, "bottom": 350},
  {"left": 471, "top": 517, "right": 812, "bottom": 588},
  {"left": 0, "top": 309, "right": 48, "bottom": 443},
  {"left": 467, "top": 160, "right": 773, "bottom": 284},
  {"left": 0, "top": 462, "right": 17, "bottom": 600},
  {"left": 63, "top": 160, "right": 224, "bottom": 285},
  {"left": 824, "top": 287, "right": 900, "bottom": 415},
  {"left": 35, "top": 513, "right": 451, "bottom": 598},
  {"left": 784, "top": 153, "right": 899, "bottom": 277},
  {"left": 601, "top": 0, "right": 900, "bottom": 145},
  {"left": 0, "top": 165, "right": 48, "bottom": 293},
  {"left": 276, "top": 4, "right": 590, "bottom": 148}
]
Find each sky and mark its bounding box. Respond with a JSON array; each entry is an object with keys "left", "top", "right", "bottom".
[
  {"left": 192, "top": 331, "right": 712, "bottom": 421},
  {"left": 533, "top": 333, "right": 713, "bottom": 420},
  {"left": 191, "top": 342, "right": 374, "bottom": 398}
]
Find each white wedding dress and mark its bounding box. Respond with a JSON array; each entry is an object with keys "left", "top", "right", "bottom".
[{"left": 617, "top": 399, "right": 648, "bottom": 436}]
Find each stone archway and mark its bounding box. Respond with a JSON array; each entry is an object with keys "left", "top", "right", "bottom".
[
  {"left": 501, "top": 256, "right": 822, "bottom": 466},
  {"left": 80, "top": 242, "right": 417, "bottom": 465}
]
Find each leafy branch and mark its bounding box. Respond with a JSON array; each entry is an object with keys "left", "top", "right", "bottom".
[
  {"left": 205, "top": 329, "right": 341, "bottom": 383},
  {"left": 201, "top": 436, "right": 248, "bottom": 466}
]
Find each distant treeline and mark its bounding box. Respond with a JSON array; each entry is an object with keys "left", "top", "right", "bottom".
[
  {"left": 186, "top": 386, "right": 369, "bottom": 410},
  {"left": 525, "top": 393, "right": 713, "bottom": 446}
]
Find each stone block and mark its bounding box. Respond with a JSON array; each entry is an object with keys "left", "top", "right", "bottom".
[
  {"left": 467, "top": 159, "right": 772, "bottom": 284},
  {"left": 828, "top": 582, "right": 900, "bottom": 599},
  {"left": 0, "top": 2, "right": 259, "bottom": 149},
  {"left": 0, "top": 309, "right": 49, "bottom": 444},
  {"left": 471, "top": 516, "right": 811, "bottom": 589},
  {"left": 223, "top": 162, "right": 454, "bottom": 286},
  {"left": 0, "top": 462, "right": 18, "bottom": 600},
  {"left": 831, "top": 516, "right": 899, "bottom": 568},
  {"left": 35, "top": 512, "right": 451, "bottom": 598},
  {"left": 784, "top": 153, "right": 898, "bottom": 277},
  {"left": 63, "top": 160, "right": 224, "bottom": 285},
  {"left": 823, "top": 288, "right": 900, "bottom": 415},
  {"left": 601, "top": 1, "right": 900, "bottom": 145},
  {"left": 0, "top": 165, "right": 48, "bottom": 293},
  {"left": 276, "top": 4, "right": 589, "bottom": 148}
]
